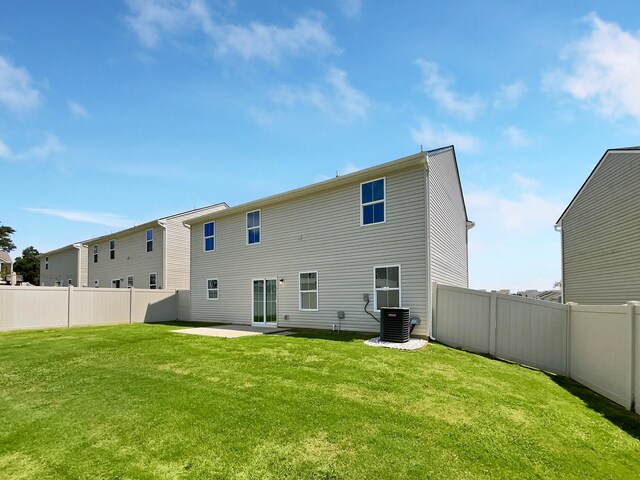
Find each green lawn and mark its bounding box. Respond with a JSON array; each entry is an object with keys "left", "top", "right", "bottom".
[{"left": 1, "top": 323, "right": 638, "bottom": 479}]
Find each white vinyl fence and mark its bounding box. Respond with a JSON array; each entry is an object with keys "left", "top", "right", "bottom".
[
  {"left": 432, "top": 283, "right": 640, "bottom": 414},
  {"left": 0, "top": 286, "right": 189, "bottom": 331}
]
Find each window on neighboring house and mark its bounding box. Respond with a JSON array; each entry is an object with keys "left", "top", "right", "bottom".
[
  {"left": 361, "top": 178, "right": 385, "bottom": 225},
  {"left": 94, "top": 279, "right": 99, "bottom": 288},
  {"left": 93, "top": 245, "right": 98, "bottom": 263},
  {"left": 146, "top": 229, "right": 153, "bottom": 252},
  {"left": 67, "top": 279, "right": 72, "bottom": 286},
  {"left": 374, "top": 265, "right": 400, "bottom": 311},
  {"left": 54, "top": 281, "right": 61, "bottom": 287},
  {"left": 149, "top": 273, "right": 157, "bottom": 290},
  {"left": 45, "top": 257, "right": 49, "bottom": 270},
  {"left": 127, "top": 275, "right": 134, "bottom": 288},
  {"left": 204, "top": 222, "right": 215, "bottom": 252},
  {"left": 247, "top": 210, "right": 261, "bottom": 245},
  {"left": 109, "top": 240, "right": 115, "bottom": 260},
  {"left": 207, "top": 278, "right": 219, "bottom": 300},
  {"left": 299, "top": 272, "right": 318, "bottom": 311}
]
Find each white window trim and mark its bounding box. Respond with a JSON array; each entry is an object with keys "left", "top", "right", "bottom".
[
  {"left": 146, "top": 228, "right": 154, "bottom": 252},
  {"left": 94, "top": 279, "right": 99, "bottom": 288},
  {"left": 93, "top": 245, "right": 98, "bottom": 263},
  {"left": 109, "top": 239, "right": 115, "bottom": 260},
  {"left": 360, "top": 177, "right": 387, "bottom": 226},
  {"left": 373, "top": 264, "right": 401, "bottom": 312},
  {"left": 298, "top": 271, "right": 319, "bottom": 312},
  {"left": 206, "top": 277, "right": 219, "bottom": 301},
  {"left": 246, "top": 209, "right": 261, "bottom": 245},
  {"left": 127, "top": 275, "right": 134, "bottom": 288},
  {"left": 204, "top": 221, "right": 215, "bottom": 252},
  {"left": 149, "top": 272, "right": 157, "bottom": 290}
]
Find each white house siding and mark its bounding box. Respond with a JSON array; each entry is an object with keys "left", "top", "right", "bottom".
[
  {"left": 562, "top": 151, "right": 640, "bottom": 304},
  {"left": 428, "top": 148, "right": 469, "bottom": 288},
  {"left": 164, "top": 205, "right": 227, "bottom": 290},
  {"left": 190, "top": 164, "right": 430, "bottom": 336},
  {"left": 40, "top": 245, "right": 87, "bottom": 287},
  {"left": 87, "top": 226, "right": 165, "bottom": 289}
]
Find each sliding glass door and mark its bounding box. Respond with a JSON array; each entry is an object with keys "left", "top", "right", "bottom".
[{"left": 252, "top": 279, "right": 277, "bottom": 325}]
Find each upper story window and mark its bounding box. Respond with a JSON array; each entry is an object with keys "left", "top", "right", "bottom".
[
  {"left": 361, "top": 178, "right": 385, "bottom": 225},
  {"left": 93, "top": 245, "right": 98, "bottom": 263},
  {"left": 247, "top": 210, "right": 261, "bottom": 245},
  {"left": 204, "top": 222, "right": 215, "bottom": 252},
  {"left": 299, "top": 272, "right": 318, "bottom": 311},
  {"left": 374, "top": 265, "right": 401, "bottom": 311},
  {"left": 45, "top": 257, "right": 49, "bottom": 270},
  {"left": 146, "top": 229, "right": 153, "bottom": 252},
  {"left": 109, "top": 240, "right": 115, "bottom": 260}
]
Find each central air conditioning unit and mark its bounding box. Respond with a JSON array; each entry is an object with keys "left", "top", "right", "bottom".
[{"left": 379, "top": 307, "right": 410, "bottom": 343}]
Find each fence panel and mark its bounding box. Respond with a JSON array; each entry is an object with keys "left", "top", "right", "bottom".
[
  {"left": 569, "top": 305, "right": 632, "bottom": 409},
  {"left": 636, "top": 310, "right": 640, "bottom": 415},
  {"left": 0, "top": 286, "right": 68, "bottom": 331},
  {"left": 71, "top": 288, "right": 130, "bottom": 326},
  {"left": 495, "top": 294, "right": 569, "bottom": 374},
  {"left": 131, "top": 289, "right": 178, "bottom": 323},
  {"left": 434, "top": 284, "right": 491, "bottom": 353},
  {"left": 178, "top": 290, "right": 190, "bottom": 321}
]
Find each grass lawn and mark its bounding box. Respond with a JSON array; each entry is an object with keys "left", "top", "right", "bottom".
[{"left": 1, "top": 323, "right": 639, "bottom": 479}]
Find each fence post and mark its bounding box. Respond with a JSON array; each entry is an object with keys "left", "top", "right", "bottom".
[
  {"left": 67, "top": 285, "right": 73, "bottom": 327},
  {"left": 431, "top": 282, "right": 438, "bottom": 340},
  {"left": 628, "top": 301, "right": 639, "bottom": 411},
  {"left": 489, "top": 290, "right": 497, "bottom": 357},
  {"left": 566, "top": 302, "right": 577, "bottom": 377},
  {"left": 129, "top": 287, "right": 134, "bottom": 324}
]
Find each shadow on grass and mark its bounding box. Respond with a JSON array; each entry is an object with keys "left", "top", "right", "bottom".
[
  {"left": 146, "top": 320, "right": 224, "bottom": 328},
  {"left": 282, "top": 328, "right": 373, "bottom": 343},
  {"left": 547, "top": 373, "right": 640, "bottom": 440}
]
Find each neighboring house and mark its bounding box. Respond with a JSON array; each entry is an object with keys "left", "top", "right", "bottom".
[
  {"left": 0, "top": 251, "right": 12, "bottom": 284},
  {"left": 39, "top": 244, "right": 88, "bottom": 287},
  {"left": 185, "top": 147, "right": 473, "bottom": 337},
  {"left": 86, "top": 204, "right": 227, "bottom": 290},
  {"left": 556, "top": 147, "right": 640, "bottom": 304}
]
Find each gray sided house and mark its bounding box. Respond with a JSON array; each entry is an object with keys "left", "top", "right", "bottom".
[
  {"left": 87, "top": 204, "right": 227, "bottom": 290},
  {"left": 39, "top": 244, "right": 88, "bottom": 287},
  {"left": 556, "top": 147, "right": 640, "bottom": 304},
  {"left": 186, "top": 147, "right": 472, "bottom": 337}
]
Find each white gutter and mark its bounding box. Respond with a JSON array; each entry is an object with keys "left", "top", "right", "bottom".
[
  {"left": 73, "top": 243, "right": 82, "bottom": 287},
  {"left": 159, "top": 220, "right": 167, "bottom": 290}
]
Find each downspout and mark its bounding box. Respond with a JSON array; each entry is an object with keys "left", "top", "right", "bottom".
[
  {"left": 73, "top": 243, "right": 82, "bottom": 287},
  {"left": 424, "top": 153, "right": 433, "bottom": 340},
  {"left": 554, "top": 221, "right": 564, "bottom": 302},
  {"left": 159, "top": 220, "right": 167, "bottom": 289}
]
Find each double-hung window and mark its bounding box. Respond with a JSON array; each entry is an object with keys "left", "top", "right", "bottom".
[
  {"left": 247, "top": 210, "right": 261, "bottom": 245},
  {"left": 109, "top": 240, "right": 116, "bottom": 260},
  {"left": 127, "top": 275, "right": 134, "bottom": 288},
  {"left": 374, "top": 265, "right": 400, "bottom": 311},
  {"left": 146, "top": 229, "right": 153, "bottom": 252},
  {"left": 204, "top": 222, "right": 215, "bottom": 251},
  {"left": 45, "top": 257, "right": 49, "bottom": 270},
  {"left": 207, "top": 278, "right": 219, "bottom": 300},
  {"left": 361, "top": 178, "right": 385, "bottom": 225},
  {"left": 93, "top": 245, "right": 98, "bottom": 263},
  {"left": 299, "top": 272, "right": 318, "bottom": 311},
  {"left": 149, "top": 273, "right": 157, "bottom": 290}
]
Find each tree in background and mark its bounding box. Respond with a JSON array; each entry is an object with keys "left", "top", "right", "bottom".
[
  {"left": 14, "top": 246, "right": 40, "bottom": 285},
  {"left": 0, "top": 223, "right": 16, "bottom": 252}
]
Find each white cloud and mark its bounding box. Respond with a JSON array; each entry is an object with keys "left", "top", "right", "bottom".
[
  {"left": 512, "top": 173, "right": 539, "bottom": 190},
  {"left": 215, "top": 16, "right": 337, "bottom": 62},
  {"left": 411, "top": 120, "right": 479, "bottom": 153},
  {"left": 494, "top": 81, "right": 526, "bottom": 109},
  {"left": 124, "top": 0, "right": 215, "bottom": 48},
  {"left": 0, "top": 55, "right": 41, "bottom": 113},
  {"left": 69, "top": 100, "right": 91, "bottom": 119},
  {"left": 336, "top": 0, "right": 362, "bottom": 18},
  {"left": 502, "top": 126, "right": 531, "bottom": 148},
  {"left": 415, "top": 59, "right": 484, "bottom": 120},
  {"left": 317, "top": 162, "right": 362, "bottom": 181},
  {"left": 546, "top": 13, "right": 640, "bottom": 120},
  {"left": 271, "top": 67, "right": 369, "bottom": 122},
  {"left": 466, "top": 190, "right": 562, "bottom": 236},
  {"left": 24, "top": 208, "right": 134, "bottom": 228},
  {"left": 0, "top": 133, "right": 63, "bottom": 161}
]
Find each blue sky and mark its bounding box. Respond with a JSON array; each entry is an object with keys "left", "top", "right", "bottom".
[{"left": 1, "top": 1, "right": 639, "bottom": 291}]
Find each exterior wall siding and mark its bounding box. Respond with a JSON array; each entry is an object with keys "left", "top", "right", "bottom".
[
  {"left": 190, "top": 165, "right": 430, "bottom": 336},
  {"left": 562, "top": 151, "right": 640, "bottom": 304},
  {"left": 40, "top": 245, "right": 88, "bottom": 287},
  {"left": 87, "top": 226, "right": 165, "bottom": 289},
  {"left": 428, "top": 148, "right": 469, "bottom": 288}
]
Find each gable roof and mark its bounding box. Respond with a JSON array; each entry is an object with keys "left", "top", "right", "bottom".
[
  {"left": 0, "top": 251, "right": 11, "bottom": 263},
  {"left": 555, "top": 147, "right": 640, "bottom": 225},
  {"left": 185, "top": 146, "right": 469, "bottom": 226}
]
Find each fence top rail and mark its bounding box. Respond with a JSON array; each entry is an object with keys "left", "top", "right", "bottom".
[
  {"left": 435, "top": 283, "right": 492, "bottom": 298},
  {"left": 570, "top": 304, "right": 630, "bottom": 315},
  {"left": 496, "top": 292, "right": 569, "bottom": 310}
]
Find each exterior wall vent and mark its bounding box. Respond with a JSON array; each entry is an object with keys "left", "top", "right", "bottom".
[{"left": 379, "top": 307, "right": 410, "bottom": 343}]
